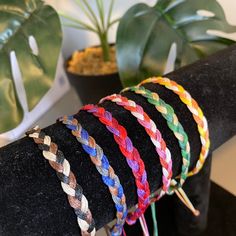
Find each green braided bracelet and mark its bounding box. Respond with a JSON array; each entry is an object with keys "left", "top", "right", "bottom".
[{"left": 127, "top": 86, "right": 191, "bottom": 194}]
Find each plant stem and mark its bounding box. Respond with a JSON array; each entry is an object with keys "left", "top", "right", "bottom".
[
  {"left": 60, "top": 13, "right": 98, "bottom": 33},
  {"left": 96, "top": 0, "right": 105, "bottom": 31},
  {"left": 81, "top": 0, "right": 102, "bottom": 32},
  {"left": 99, "top": 32, "right": 110, "bottom": 61},
  {"left": 108, "top": 18, "right": 120, "bottom": 28},
  {"left": 107, "top": 0, "right": 115, "bottom": 29}
]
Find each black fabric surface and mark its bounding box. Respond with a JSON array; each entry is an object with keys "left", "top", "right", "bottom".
[{"left": 0, "top": 44, "right": 236, "bottom": 235}]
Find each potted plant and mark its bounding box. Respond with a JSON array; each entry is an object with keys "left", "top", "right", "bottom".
[
  {"left": 116, "top": 0, "right": 236, "bottom": 87},
  {"left": 61, "top": 0, "right": 122, "bottom": 104}
]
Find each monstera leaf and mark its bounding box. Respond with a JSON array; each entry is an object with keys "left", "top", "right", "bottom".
[
  {"left": 0, "top": 0, "right": 62, "bottom": 133},
  {"left": 117, "top": 0, "right": 236, "bottom": 87}
]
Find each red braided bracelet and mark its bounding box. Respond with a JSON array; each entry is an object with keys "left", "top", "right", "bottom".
[{"left": 81, "top": 104, "right": 151, "bottom": 225}]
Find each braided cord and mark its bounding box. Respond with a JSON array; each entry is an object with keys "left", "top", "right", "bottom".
[
  {"left": 140, "top": 77, "right": 210, "bottom": 176},
  {"left": 60, "top": 115, "right": 127, "bottom": 236},
  {"left": 128, "top": 86, "right": 191, "bottom": 192},
  {"left": 81, "top": 104, "right": 151, "bottom": 225},
  {"left": 100, "top": 94, "right": 172, "bottom": 199},
  {"left": 26, "top": 127, "right": 96, "bottom": 236}
]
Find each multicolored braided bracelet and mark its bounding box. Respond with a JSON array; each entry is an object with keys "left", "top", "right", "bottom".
[
  {"left": 100, "top": 94, "right": 172, "bottom": 201},
  {"left": 60, "top": 115, "right": 128, "bottom": 236},
  {"left": 81, "top": 105, "right": 151, "bottom": 225},
  {"left": 123, "top": 87, "right": 199, "bottom": 216},
  {"left": 139, "top": 77, "right": 210, "bottom": 177},
  {"left": 26, "top": 127, "right": 96, "bottom": 236}
]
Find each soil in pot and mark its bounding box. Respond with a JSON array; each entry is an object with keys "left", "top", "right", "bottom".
[
  {"left": 68, "top": 46, "right": 117, "bottom": 75},
  {"left": 66, "top": 46, "right": 122, "bottom": 104}
]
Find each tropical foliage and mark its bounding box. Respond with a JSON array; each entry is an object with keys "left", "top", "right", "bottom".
[
  {"left": 117, "top": 0, "right": 236, "bottom": 86},
  {"left": 0, "top": 0, "right": 62, "bottom": 132}
]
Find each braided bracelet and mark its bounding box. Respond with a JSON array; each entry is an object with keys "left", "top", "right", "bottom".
[
  {"left": 139, "top": 77, "right": 210, "bottom": 176},
  {"left": 81, "top": 104, "right": 151, "bottom": 225},
  {"left": 100, "top": 94, "right": 172, "bottom": 201},
  {"left": 26, "top": 127, "right": 96, "bottom": 236},
  {"left": 60, "top": 115, "right": 127, "bottom": 236}
]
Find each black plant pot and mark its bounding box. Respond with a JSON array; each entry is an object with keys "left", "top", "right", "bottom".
[{"left": 65, "top": 53, "right": 123, "bottom": 105}]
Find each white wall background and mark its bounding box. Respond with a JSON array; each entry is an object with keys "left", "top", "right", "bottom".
[{"left": 44, "top": 0, "right": 236, "bottom": 58}]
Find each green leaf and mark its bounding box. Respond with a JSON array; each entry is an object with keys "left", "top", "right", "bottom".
[
  {"left": 0, "top": 0, "right": 62, "bottom": 133},
  {"left": 116, "top": 0, "right": 236, "bottom": 87}
]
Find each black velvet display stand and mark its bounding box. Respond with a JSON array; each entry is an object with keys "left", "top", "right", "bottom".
[{"left": 0, "top": 45, "right": 236, "bottom": 236}]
